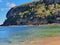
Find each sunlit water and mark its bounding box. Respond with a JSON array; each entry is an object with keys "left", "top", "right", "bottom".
[{"left": 0, "top": 25, "right": 60, "bottom": 44}]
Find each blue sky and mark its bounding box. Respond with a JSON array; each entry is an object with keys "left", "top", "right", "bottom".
[{"left": 0, "top": 0, "right": 33, "bottom": 25}]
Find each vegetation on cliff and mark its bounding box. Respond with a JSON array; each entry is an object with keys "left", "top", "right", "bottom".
[{"left": 2, "top": 0, "right": 60, "bottom": 26}]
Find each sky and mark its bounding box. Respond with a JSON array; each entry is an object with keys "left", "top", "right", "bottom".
[{"left": 0, "top": 0, "right": 33, "bottom": 25}]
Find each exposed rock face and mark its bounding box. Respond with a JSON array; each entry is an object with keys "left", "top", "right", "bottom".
[
  {"left": 2, "top": 0, "right": 60, "bottom": 26},
  {"left": 6, "top": 5, "right": 32, "bottom": 18}
]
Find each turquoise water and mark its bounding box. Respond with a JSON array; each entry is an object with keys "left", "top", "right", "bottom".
[{"left": 0, "top": 25, "right": 60, "bottom": 43}]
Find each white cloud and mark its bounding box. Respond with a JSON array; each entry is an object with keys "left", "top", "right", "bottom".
[
  {"left": 0, "top": 2, "right": 16, "bottom": 11},
  {"left": 0, "top": 0, "right": 2, "bottom": 2},
  {"left": 0, "top": 3, "right": 16, "bottom": 11},
  {"left": 6, "top": 2, "right": 16, "bottom": 7}
]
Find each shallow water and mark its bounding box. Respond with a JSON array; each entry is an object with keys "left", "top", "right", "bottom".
[{"left": 0, "top": 25, "right": 60, "bottom": 44}]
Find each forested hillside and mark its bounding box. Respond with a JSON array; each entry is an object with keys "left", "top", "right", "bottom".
[{"left": 2, "top": 0, "right": 60, "bottom": 26}]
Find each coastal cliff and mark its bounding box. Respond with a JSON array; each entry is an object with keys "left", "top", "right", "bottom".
[{"left": 2, "top": 0, "right": 60, "bottom": 26}]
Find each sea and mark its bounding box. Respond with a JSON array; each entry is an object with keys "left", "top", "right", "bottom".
[{"left": 0, "top": 25, "right": 60, "bottom": 45}]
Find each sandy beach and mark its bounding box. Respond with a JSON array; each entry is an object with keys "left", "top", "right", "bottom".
[
  {"left": 21, "top": 36, "right": 60, "bottom": 45},
  {"left": 1, "top": 36, "right": 60, "bottom": 45}
]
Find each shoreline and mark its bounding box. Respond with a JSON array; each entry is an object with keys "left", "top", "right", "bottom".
[
  {"left": 0, "top": 23, "right": 60, "bottom": 27},
  {"left": 22, "top": 36, "right": 60, "bottom": 45},
  {"left": 1, "top": 36, "right": 60, "bottom": 45}
]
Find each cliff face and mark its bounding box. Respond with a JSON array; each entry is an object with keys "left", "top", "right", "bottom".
[{"left": 2, "top": 0, "right": 60, "bottom": 26}]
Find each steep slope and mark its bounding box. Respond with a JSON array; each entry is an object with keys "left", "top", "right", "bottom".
[{"left": 2, "top": 0, "right": 60, "bottom": 26}]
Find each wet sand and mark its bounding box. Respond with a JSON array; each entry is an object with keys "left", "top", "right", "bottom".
[
  {"left": 1, "top": 36, "right": 60, "bottom": 45},
  {"left": 22, "top": 36, "right": 60, "bottom": 45}
]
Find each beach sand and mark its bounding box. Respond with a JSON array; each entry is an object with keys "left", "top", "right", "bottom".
[{"left": 1, "top": 36, "right": 60, "bottom": 45}]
